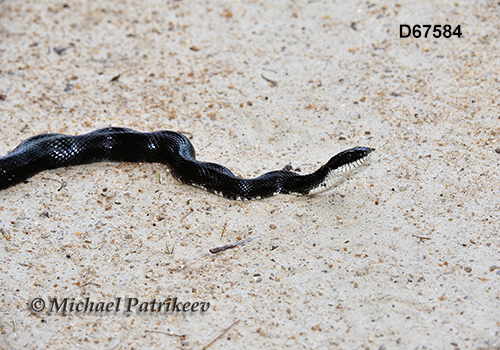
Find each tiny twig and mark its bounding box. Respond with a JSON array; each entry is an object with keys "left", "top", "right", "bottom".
[
  {"left": 165, "top": 242, "right": 174, "bottom": 254},
  {"left": 79, "top": 282, "right": 102, "bottom": 288},
  {"left": 412, "top": 234, "right": 431, "bottom": 241},
  {"left": 262, "top": 68, "right": 277, "bottom": 73},
  {"left": 261, "top": 74, "right": 278, "bottom": 87},
  {"left": 202, "top": 320, "right": 240, "bottom": 350},
  {"left": 181, "top": 208, "right": 194, "bottom": 221},
  {"left": 210, "top": 236, "right": 260, "bottom": 254},
  {"left": 220, "top": 222, "right": 227, "bottom": 238},
  {"left": 145, "top": 330, "right": 185, "bottom": 338},
  {"left": 41, "top": 177, "right": 67, "bottom": 191}
]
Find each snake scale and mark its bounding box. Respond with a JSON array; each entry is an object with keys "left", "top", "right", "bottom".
[{"left": 0, "top": 127, "right": 373, "bottom": 200}]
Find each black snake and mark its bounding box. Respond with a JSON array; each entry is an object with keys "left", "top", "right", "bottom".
[{"left": 0, "top": 127, "right": 373, "bottom": 200}]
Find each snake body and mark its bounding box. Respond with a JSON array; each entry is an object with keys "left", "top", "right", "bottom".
[{"left": 0, "top": 127, "right": 373, "bottom": 200}]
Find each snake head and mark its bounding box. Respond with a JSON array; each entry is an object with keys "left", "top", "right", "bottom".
[
  {"left": 329, "top": 146, "right": 374, "bottom": 169},
  {"left": 305, "top": 146, "right": 374, "bottom": 195}
]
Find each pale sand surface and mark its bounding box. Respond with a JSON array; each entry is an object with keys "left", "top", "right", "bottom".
[{"left": 1, "top": 0, "right": 499, "bottom": 349}]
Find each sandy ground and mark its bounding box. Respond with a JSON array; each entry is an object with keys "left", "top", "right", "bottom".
[{"left": 1, "top": 0, "right": 499, "bottom": 349}]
